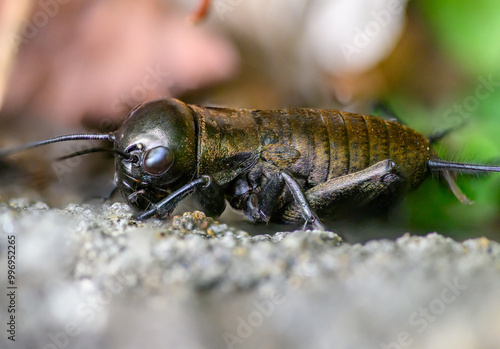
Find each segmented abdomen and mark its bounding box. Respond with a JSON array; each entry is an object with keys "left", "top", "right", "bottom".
[
  {"left": 326, "top": 111, "right": 430, "bottom": 188},
  {"left": 256, "top": 109, "right": 431, "bottom": 189}
]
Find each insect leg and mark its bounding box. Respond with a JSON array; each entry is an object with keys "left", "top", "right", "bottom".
[
  {"left": 281, "top": 160, "right": 402, "bottom": 223},
  {"left": 236, "top": 165, "right": 321, "bottom": 228},
  {"left": 255, "top": 172, "right": 285, "bottom": 222},
  {"left": 136, "top": 176, "right": 210, "bottom": 220},
  {"left": 239, "top": 171, "right": 285, "bottom": 224},
  {"left": 279, "top": 171, "right": 324, "bottom": 230},
  {"left": 128, "top": 189, "right": 149, "bottom": 207},
  {"left": 192, "top": 177, "right": 227, "bottom": 217}
]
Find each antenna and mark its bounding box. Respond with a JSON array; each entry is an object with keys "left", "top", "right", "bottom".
[{"left": 0, "top": 133, "right": 114, "bottom": 157}]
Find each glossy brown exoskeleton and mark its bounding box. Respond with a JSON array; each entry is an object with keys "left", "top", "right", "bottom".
[{"left": 1, "top": 98, "right": 499, "bottom": 229}]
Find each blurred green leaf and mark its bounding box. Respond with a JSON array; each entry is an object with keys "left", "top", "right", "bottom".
[{"left": 419, "top": 0, "right": 500, "bottom": 75}]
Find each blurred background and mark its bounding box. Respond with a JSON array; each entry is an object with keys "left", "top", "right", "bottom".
[{"left": 1, "top": 0, "right": 500, "bottom": 241}]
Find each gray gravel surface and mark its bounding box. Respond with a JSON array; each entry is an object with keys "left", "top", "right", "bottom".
[{"left": 1, "top": 200, "right": 500, "bottom": 349}]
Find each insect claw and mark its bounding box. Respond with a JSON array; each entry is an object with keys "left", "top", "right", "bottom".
[
  {"left": 135, "top": 206, "right": 158, "bottom": 220},
  {"left": 302, "top": 215, "right": 325, "bottom": 231},
  {"left": 201, "top": 175, "right": 211, "bottom": 188}
]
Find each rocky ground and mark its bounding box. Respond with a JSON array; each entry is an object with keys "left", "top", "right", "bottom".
[{"left": 1, "top": 199, "right": 500, "bottom": 349}]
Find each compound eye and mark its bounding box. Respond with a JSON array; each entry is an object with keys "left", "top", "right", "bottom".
[{"left": 143, "top": 146, "right": 174, "bottom": 176}]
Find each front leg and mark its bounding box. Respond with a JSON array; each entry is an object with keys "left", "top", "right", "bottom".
[{"left": 136, "top": 176, "right": 211, "bottom": 220}]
